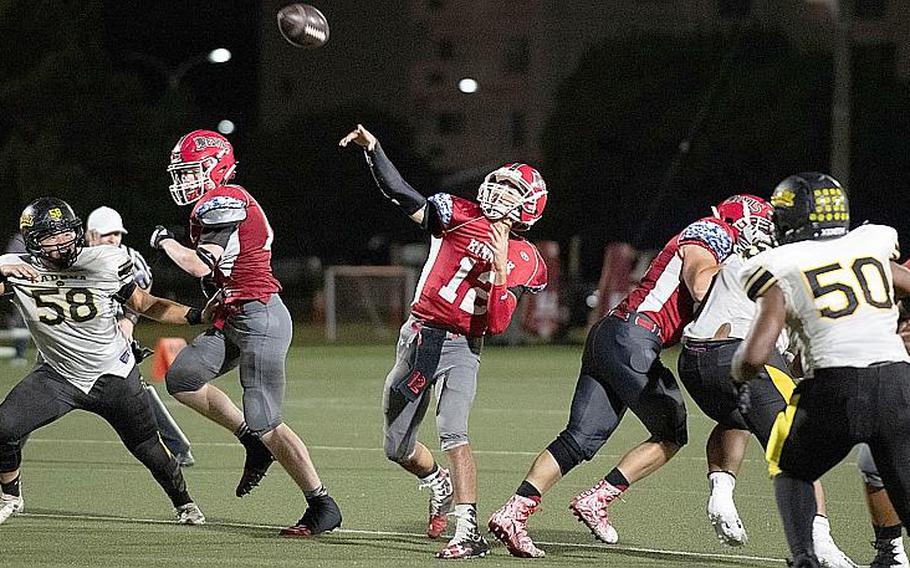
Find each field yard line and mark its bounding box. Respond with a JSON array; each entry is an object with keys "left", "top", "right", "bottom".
[
  {"left": 17, "top": 511, "right": 784, "bottom": 565},
  {"left": 25, "top": 437, "right": 859, "bottom": 465}
]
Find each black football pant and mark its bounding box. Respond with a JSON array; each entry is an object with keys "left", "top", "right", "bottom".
[
  {"left": 678, "top": 339, "right": 794, "bottom": 448},
  {"left": 0, "top": 363, "right": 191, "bottom": 507},
  {"left": 769, "top": 363, "right": 910, "bottom": 559}
]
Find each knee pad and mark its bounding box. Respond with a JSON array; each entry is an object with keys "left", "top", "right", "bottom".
[
  {"left": 440, "top": 432, "right": 468, "bottom": 452},
  {"left": 856, "top": 444, "right": 885, "bottom": 489},
  {"left": 547, "top": 431, "right": 588, "bottom": 476},
  {"left": 165, "top": 359, "right": 206, "bottom": 396},
  {"left": 384, "top": 434, "right": 414, "bottom": 464}
]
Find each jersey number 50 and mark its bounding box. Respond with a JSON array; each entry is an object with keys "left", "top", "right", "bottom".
[{"left": 803, "top": 257, "right": 892, "bottom": 319}]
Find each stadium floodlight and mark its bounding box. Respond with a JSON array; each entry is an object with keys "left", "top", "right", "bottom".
[
  {"left": 207, "top": 48, "right": 232, "bottom": 64},
  {"left": 458, "top": 78, "right": 479, "bottom": 94}
]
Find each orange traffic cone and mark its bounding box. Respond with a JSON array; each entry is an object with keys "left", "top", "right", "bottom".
[{"left": 150, "top": 337, "right": 188, "bottom": 382}]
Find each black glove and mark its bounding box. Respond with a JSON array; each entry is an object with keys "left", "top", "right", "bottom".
[
  {"left": 736, "top": 382, "right": 752, "bottom": 416},
  {"left": 150, "top": 225, "right": 176, "bottom": 250},
  {"left": 131, "top": 340, "right": 155, "bottom": 363}
]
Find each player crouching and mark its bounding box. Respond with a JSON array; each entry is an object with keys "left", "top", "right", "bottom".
[{"left": 0, "top": 198, "right": 207, "bottom": 525}]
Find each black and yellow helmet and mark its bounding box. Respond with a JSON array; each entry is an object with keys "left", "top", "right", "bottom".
[
  {"left": 19, "top": 197, "right": 85, "bottom": 268},
  {"left": 770, "top": 172, "right": 849, "bottom": 245}
]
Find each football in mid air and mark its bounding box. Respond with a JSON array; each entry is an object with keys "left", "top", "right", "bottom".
[{"left": 277, "top": 3, "right": 329, "bottom": 49}]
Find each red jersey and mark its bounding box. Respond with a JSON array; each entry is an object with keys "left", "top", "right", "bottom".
[
  {"left": 615, "top": 217, "right": 736, "bottom": 346},
  {"left": 410, "top": 194, "right": 548, "bottom": 337},
  {"left": 189, "top": 184, "right": 281, "bottom": 304}
]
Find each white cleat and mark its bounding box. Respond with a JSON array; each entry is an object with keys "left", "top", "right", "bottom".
[
  {"left": 870, "top": 537, "right": 909, "bottom": 568},
  {"left": 0, "top": 493, "right": 23, "bottom": 525},
  {"left": 706, "top": 494, "right": 748, "bottom": 546},
  {"left": 175, "top": 502, "right": 206, "bottom": 525},
  {"left": 813, "top": 516, "right": 857, "bottom": 568}
]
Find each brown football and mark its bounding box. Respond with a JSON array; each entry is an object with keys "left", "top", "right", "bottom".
[{"left": 277, "top": 3, "right": 329, "bottom": 49}]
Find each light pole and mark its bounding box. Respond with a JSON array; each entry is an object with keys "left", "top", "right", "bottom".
[{"left": 826, "top": 0, "right": 852, "bottom": 187}]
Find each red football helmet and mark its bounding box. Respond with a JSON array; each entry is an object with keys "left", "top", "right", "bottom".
[
  {"left": 167, "top": 129, "right": 237, "bottom": 205},
  {"left": 477, "top": 163, "right": 548, "bottom": 230},
  {"left": 713, "top": 194, "right": 774, "bottom": 257}
]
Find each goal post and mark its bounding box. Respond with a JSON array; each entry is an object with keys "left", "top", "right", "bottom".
[{"left": 324, "top": 265, "right": 418, "bottom": 342}]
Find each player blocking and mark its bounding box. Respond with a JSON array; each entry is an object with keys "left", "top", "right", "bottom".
[
  {"left": 0, "top": 198, "right": 207, "bottom": 525},
  {"left": 733, "top": 173, "right": 910, "bottom": 568}
]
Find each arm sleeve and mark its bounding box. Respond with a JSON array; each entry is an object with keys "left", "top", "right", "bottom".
[
  {"left": 487, "top": 284, "right": 518, "bottom": 335},
  {"left": 365, "top": 143, "right": 428, "bottom": 216}
]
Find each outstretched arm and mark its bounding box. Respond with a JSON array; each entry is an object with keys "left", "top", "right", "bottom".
[
  {"left": 0, "top": 263, "right": 40, "bottom": 296},
  {"left": 340, "top": 124, "right": 428, "bottom": 225},
  {"left": 124, "top": 286, "right": 202, "bottom": 326},
  {"left": 151, "top": 226, "right": 222, "bottom": 278}
]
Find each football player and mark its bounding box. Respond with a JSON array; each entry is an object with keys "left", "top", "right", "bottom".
[
  {"left": 732, "top": 173, "right": 910, "bottom": 568},
  {"left": 86, "top": 206, "right": 195, "bottom": 467},
  {"left": 677, "top": 207, "right": 855, "bottom": 567},
  {"left": 0, "top": 198, "right": 205, "bottom": 525},
  {"left": 488, "top": 195, "right": 768, "bottom": 558},
  {"left": 340, "top": 124, "right": 548, "bottom": 559},
  {"left": 151, "top": 129, "right": 341, "bottom": 536}
]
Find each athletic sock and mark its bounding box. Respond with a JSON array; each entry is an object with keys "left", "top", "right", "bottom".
[
  {"left": 604, "top": 468, "right": 630, "bottom": 492},
  {"left": 1, "top": 475, "right": 20, "bottom": 497},
  {"left": 516, "top": 480, "right": 542, "bottom": 501},
  {"left": 418, "top": 463, "right": 441, "bottom": 483},
  {"left": 453, "top": 503, "right": 479, "bottom": 539},
  {"left": 875, "top": 523, "right": 903, "bottom": 542},
  {"left": 234, "top": 423, "right": 256, "bottom": 447},
  {"left": 708, "top": 471, "right": 736, "bottom": 499},
  {"left": 304, "top": 485, "right": 329, "bottom": 501},
  {"left": 774, "top": 474, "right": 817, "bottom": 558}
]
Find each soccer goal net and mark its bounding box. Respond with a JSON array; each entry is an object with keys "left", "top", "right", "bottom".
[{"left": 323, "top": 265, "right": 418, "bottom": 342}]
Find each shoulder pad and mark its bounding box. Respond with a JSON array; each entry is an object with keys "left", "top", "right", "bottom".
[
  {"left": 678, "top": 218, "right": 735, "bottom": 262},
  {"left": 196, "top": 195, "right": 248, "bottom": 226},
  {"left": 427, "top": 193, "right": 454, "bottom": 227},
  {"left": 507, "top": 240, "right": 548, "bottom": 292}
]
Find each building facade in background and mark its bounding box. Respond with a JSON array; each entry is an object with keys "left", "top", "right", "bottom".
[{"left": 258, "top": 0, "right": 910, "bottom": 173}]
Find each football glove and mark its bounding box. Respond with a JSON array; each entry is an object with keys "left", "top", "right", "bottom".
[
  {"left": 131, "top": 340, "right": 155, "bottom": 363},
  {"left": 150, "top": 225, "right": 176, "bottom": 250}
]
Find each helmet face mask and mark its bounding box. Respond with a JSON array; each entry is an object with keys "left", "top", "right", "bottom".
[
  {"left": 712, "top": 194, "right": 774, "bottom": 258},
  {"left": 20, "top": 198, "right": 85, "bottom": 268},
  {"left": 167, "top": 130, "right": 236, "bottom": 206},
  {"left": 477, "top": 163, "right": 547, "bottom": 230}
]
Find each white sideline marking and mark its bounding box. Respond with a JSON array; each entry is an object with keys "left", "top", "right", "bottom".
[
  {"left": 25, "top": 437, "right": 860, "bottom": 466},
  {"left": 16, "top": 511, "right": 784, "bottom": 565}
]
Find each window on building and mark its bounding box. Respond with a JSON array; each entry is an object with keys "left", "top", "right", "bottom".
[
  {"left": 436, "top": 38, "right": 454, "bottom": 60},
  {"left": 436, "top": 112, "right": 465, "bottom": 135},
  {"left": 504, "top": 37, "right": 530, "bottom": 73},
  {"left": 854, "top": 0, "right": 887, "bottom": 19},
  {"left": 510, "top": 112, "right": 526, "bottom": 148},
  {"left": 718, "top": 0, "right": 750, "bottom": 17}
]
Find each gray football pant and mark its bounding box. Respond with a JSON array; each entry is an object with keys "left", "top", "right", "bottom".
[
  {"left": 166, "top": 295, "right": 292, "bottom": 436},
  {"left": 382, "top": 318, "right": 482, "bottom": 462}
]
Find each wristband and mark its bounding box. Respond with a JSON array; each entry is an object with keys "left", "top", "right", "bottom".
[{"left": 185, "top": 307, "right": 202, "bottom": 325}]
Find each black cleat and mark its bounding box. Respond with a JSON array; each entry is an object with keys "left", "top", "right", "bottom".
[
  {"left": 786, "top": 553, "right": 821, "bottom": 568},
  {"left": 235, "top": 435, "right": 275, "bottom": 497},
  {"left": 280, "top": 495, "right": 342, "bottom": 537}
]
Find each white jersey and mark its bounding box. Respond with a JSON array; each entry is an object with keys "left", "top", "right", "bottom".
[
  {"left": 0, "top": 246, "right": 136, "bottom": 392},
  {"left": 684, "top": 255, "right": 789, "bottom": 352},
  {"left": 740, "top": 224, "right": 908, "bottom": 376},
  {"left": 685, "top": 255, "right": 756, "bottom": 340}
]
